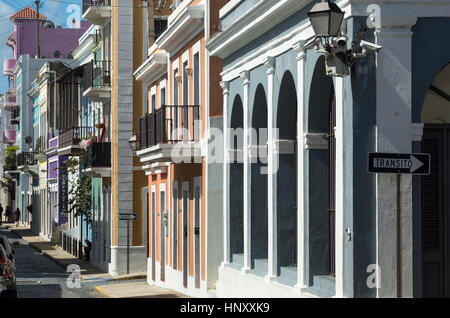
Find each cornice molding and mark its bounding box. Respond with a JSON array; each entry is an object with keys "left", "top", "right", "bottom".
[
  {"left": 240, "top": 71, "right": 250, "bottom": 86},
  {"left": 264, "top": 56, "right": 275, "bottom": 75}
]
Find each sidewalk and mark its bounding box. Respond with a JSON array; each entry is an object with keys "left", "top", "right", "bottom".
[
  {"left": 94, "top": 282, "right": 188, "bottom": 298},
  {"left": 5, "top": 223, "right": 104, "bottom": 277},
  {"left": 4, "top": 223, "right": 187, "bottom": 298}
]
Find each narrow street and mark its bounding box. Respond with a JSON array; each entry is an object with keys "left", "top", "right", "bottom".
[{"left": 0, "top": 225, "right": 105, "bottom": 298}]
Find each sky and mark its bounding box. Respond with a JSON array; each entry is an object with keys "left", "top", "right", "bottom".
[{"left": 0, "top": 0, "right": 83, "bottom": 94}]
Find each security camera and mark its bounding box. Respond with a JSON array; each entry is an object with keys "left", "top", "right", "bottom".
[
  {"left": 360, "top": 40, "right": 383, "bottom": 53},
  {"left": 304, "top": 37, "right": 321, "bottom": 51},
  {"left": 334, "top": 35, "right": 348, "bottom": 48}
]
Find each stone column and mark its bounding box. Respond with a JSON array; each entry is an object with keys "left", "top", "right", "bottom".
[
  {"left": 264, "top": 57, "right": 277, "bottom": 281},
  {"left": 292, "top": 41, "right": 307, "bottom": 291},
  {"left": 375, "top": 19, "right": 416, "bottom": 298},
  {"left": 220, "top": 81, "right": 230, "bottom": 267},
  {"left": 240, "top": 71, "right": 252, "bottom": 273}
]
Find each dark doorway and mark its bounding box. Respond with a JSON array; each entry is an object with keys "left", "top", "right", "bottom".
[
  {"left": 151, "top": 190, "right": 156, "bottom": 281},
  {"left": 230, "top": 95, "right": 244, "bottom": 264},
  {"left": 276, "top": 71, "right": 298, "bottom": 283},
  {"left": 422, "top": 125, "right": 450, "bottom": 297},
  {"left": 307, "top": 56, "right": 335, "bottom": 283},
  {"left": 250, "top": 84, "right": 268, "bottom": 274},
  {"left": 182, "top": 182, "right": 189, "bottom": 288},
  {"left": 160, "top": 188, "right": 166, "bottom": 282}
]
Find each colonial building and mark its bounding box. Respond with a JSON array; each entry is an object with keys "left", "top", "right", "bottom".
[
  {"left": 134, "top": 0, "right": 227, "bottom": 297},
  {"left": 1, "top": 6, "right": 89, "bottom": 232},
  {"left": 208, "top": 0, "right": 450, "bottom": 298}
]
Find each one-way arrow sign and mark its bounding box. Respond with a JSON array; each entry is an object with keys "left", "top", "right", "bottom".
[
  {"left": 368, "top": 153, "right": 430, "bottom": 175},
  {"left": 119, "top": 213, "right": 138, "bottom": 221}
]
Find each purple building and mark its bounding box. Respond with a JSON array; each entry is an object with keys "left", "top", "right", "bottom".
[
  {"left": 3, "top": 6, "right": 90, "bottom": 83},
  {"left": 6, "top": 7, "right": 90, "bottom": 61}
]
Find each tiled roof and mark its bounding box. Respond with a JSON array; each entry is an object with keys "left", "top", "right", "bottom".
[{"left": 10, "top": 6, "right": 47, "bottom": 21}]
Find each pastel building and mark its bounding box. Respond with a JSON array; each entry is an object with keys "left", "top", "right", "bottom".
[
  {"left": 135, "top": 0, "right": 227, "bottom": 297},
  {"left": 1, "top": 6, "right": 89, "bottom": 232},
  {"left": 81, "top": 0, "right": 154, "bottom": 275},
  {"left": 208, "top": 0, "right": 450, "bottom": 298}
]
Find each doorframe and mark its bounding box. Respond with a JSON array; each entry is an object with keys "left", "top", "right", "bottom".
[
  {"left": 151, "top": 184, "right": 157, "bottom": 282},
  {"left": 193, "top": 176, "right": 202, "bottom": 288},
  {"left": 173, "top": 180, "right": 179, "bottom": 270},
  {"left": 182, "top": 181, "right": 190, "bottom": 288},
  {"left": 159, "top": 182, "right": 167, "bottom": 282}
]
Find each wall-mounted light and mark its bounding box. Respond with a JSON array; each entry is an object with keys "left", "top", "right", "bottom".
[
  {"left": 128, "top": 134, "right": 138, "bottom": 155},
  {"left": 306, "top": 0, "right": 382, "bottom": 77}
]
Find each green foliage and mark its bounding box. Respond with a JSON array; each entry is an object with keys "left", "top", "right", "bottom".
[
  {"left": 65, "top": 157, "right": 93, "bottom": 224},
  {"left": 5, "top": 145, "right": 18, "bottom": 166}
]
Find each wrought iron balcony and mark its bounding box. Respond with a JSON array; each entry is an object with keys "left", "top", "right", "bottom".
[
  {"left": 82, "top": 0, "right": 111, "bottom": 25},
  {"left": 82, "top": 142, "right": 111, "bottom": 168},
  {"left": 9, "top": 107, "right": 20, "bottom": 125},
  {"left": 139, "top": 105, "right": 200, "bottom": 150},
  {"left": 4, "top": 165, "right": 17, "bottom": 172},
  {"left": 3, "top": 58, "right": 16, "bottom": 76},
  {"left": 83, "top": 60, "right": 111, "bottom": 102},
  {"left": 17, "top": 152, "right": 38, "bottom": 167},
  {"left": 59, "top": 126, "right": 92, "bottom": 154},
  {"left": 1, "top": 91, "right": 17, "bottom": 110},
  {"left": 35, "top": 136, "right": 46, "bottom": 153}
]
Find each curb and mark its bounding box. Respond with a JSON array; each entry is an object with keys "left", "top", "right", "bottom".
[
  {"left": 113, "top": 274, "right": 147, "bottom": 281},
  {"left": 94, "top": 286, "right": 115, "bottom": 298}
]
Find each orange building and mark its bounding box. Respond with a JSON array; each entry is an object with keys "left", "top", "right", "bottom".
[{"left": 134, "top": 0, "right": 227, "bottom": 297}]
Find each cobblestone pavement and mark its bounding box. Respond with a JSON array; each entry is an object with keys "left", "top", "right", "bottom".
[{"left": 0, "top": 225, "right": 107, "bottom": 298}]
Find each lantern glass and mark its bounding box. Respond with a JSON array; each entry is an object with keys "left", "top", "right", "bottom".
[
  {"left": 307, "top": 1, "right": 344, "bottom": 37},
  {"left": 128, "top": 134, "right": 138, "bottom": 152}
]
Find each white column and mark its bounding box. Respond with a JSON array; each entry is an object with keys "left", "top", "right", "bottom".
[
  {"left": 375, "top": 21, "right": 415, "bottom": 298},
  {"left": 241, "top": 71, "right": 252, "bottom": 273},
  {"left": 264, "top": 57, "right": 277, "bottom": 281},
  {"left": 334, "top": 77, "right": 345, "bottom": 297},
  {"left": 220, "top": 81, "right": 230, "bottom": 267},
  {"left": 292, "top": 41, "right": 307, "bottom": 292}
]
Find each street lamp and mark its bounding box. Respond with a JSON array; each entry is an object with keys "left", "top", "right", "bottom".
[
  {"left": 307, "top": 0, "right": 344, "bottom": 38},
  {"left": 128, "top": 134, "right": 138, "bottom": 155},
  {"left": 305, "top": 0, "right": 382, "bottom": 77}
]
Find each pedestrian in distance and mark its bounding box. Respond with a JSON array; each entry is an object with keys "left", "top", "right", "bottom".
[
  {"left": 5, "top": 206, "right": 10, "bottom": 223},
  {"left": 0, "top": 203, "right": 3, "bottom": 225},
  {"left": 15, "top": 208, "right": 20, "bottom": 227},
  {"left": 83, "top": 238, "right": 92, "bottom": 261}
]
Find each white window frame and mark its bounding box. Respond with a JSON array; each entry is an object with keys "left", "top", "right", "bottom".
[{"left": 160, "top": 79, "right": 167, "bottom": 107}]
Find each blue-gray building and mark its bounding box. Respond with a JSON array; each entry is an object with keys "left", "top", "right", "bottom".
[{"left": 208, "top": 0, "right": 450, "bottom": 298}]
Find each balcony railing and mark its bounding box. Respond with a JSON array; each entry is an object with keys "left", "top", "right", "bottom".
[
  {"left": 1, "top": 91, "right": 17, "bottom": 110},
  {"left": 82, "top": 0, "right": 111, "bottom": 15},
  {"left": 9, "top": 107, "right": 20, "bottom": 125},
  {"left": 3, "top": 58, "right": 16, "bottom": 76},
  {"left": 82, "top": 142, "right": 111, "bottom": 168},
  {"left": 82, "top": 0, "right": 111, "bottom": 25},
  {"left": 4, "top": 164, "right": 17, "bottom": 172},
  {"left": 83, "top": 60, "right": 111, "bottom": 89},
  {"left": 17, "top": 152, "right": 38, "bottom": 167},
  {"left": 35, "top": 136, "right": 46, "bottom": 153},
  {"left": 59, "top": 126, "right": 92, "bottom": 150},
  {"left": 139, "top": 105, "right": 200, "bottom": 150}
]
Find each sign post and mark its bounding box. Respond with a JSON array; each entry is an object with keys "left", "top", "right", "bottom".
[
  {"left": 368, "top": 152, "right": 430, "bottom": 298},
  {"left": 119, "top": 213, "right": 138, "bottom": 274}
]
